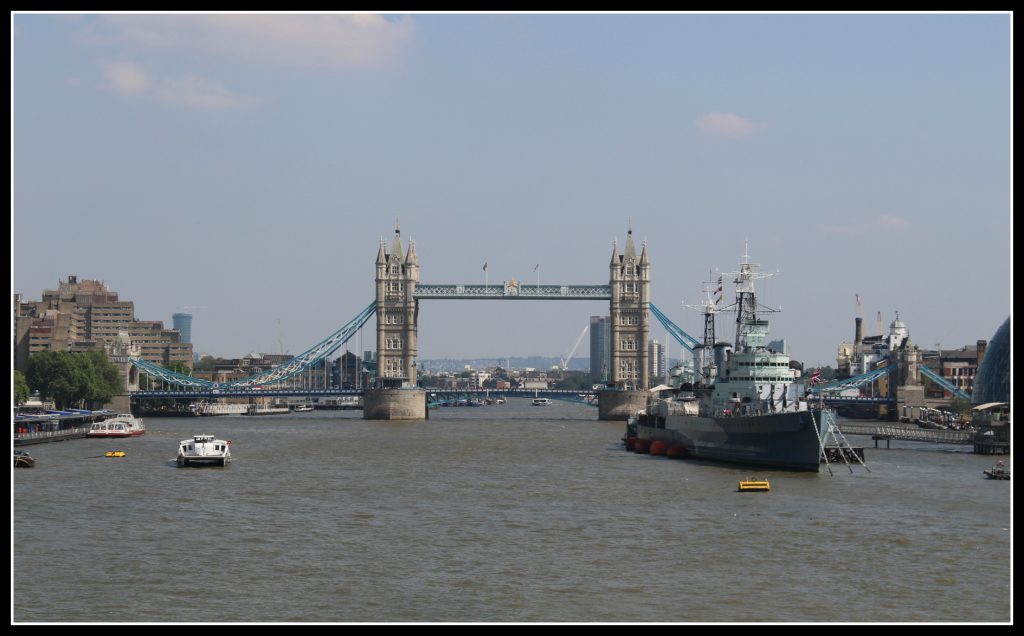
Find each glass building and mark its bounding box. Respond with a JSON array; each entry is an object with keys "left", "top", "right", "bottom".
[
  {"left": 172, "top": 313, "right": 193, "bottom": 344},
  {"left": 972, "top": 316, "right": 1009, "bottom": 405}
]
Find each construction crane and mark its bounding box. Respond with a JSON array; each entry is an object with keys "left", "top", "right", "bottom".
[
  {"left": 277, "top": 319, "right": 287, "bottom": 355},
  {"left": 559, "top": 325, "right": 589, "bottom": 371}
]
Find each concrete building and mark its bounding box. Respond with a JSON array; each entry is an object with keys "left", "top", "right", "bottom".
[
  {"left": 14, "top": 276, "right": 193, "bottom": 372},
  {"left": 836, "top": 312, "right": 910, "bottom": 380},
  {"left": 334, "top": 350, "right": 368, "bottom": 389},
  {"left": 647, "top": 339, "right": 665, "bottom": 383},
  {"left": 920, "top": 341, "right": 987, "bottom": 399},
  {"left": 589, "top": 315, "right": 611, "bottom": 382}
]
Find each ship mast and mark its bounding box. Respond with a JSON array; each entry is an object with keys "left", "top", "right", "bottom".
[
  {"left": 719, "top": 241, "right": 779, "bottom": 352},
  {"left": 683, "top": 271, "right": 721, "bottom": 384}
]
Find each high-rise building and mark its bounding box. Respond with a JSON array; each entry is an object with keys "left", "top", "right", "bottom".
[
  {"left": 172, "top": 313, "right": 193, "bottom": 344},
  {"left": 589, "top": 315, "right": 611, "bottom": 382},
  {"left": 13, "top": 275, "right": 193, "bottom": 372},
  {"left": 648, "top": 339, "right": 665, "bottom": 383}
]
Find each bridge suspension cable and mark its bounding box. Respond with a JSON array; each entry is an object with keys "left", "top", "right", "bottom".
[
  {"left": 130, "top": 302, "right": 377, "bottom": 389},
  {"left": 809, "top": 364, "right": 896, "bottom": 395},
  {"left": 648, "top": 303, "right": 700, "bottom": 352},
  {"left": 918, "top": 365, "right": 972, "bottom": 402}
]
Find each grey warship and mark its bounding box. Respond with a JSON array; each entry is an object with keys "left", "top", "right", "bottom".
[{"left": 627, "top": 247, "right": 829, "bottom": 471}]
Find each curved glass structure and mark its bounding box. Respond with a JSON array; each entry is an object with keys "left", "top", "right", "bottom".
[{"left": 972, "top": 316, "right": 1009, "bottom": 405}]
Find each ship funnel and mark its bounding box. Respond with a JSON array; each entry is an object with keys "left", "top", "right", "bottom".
[{"left": 713, "top": 342, "right": 733, "bottom": 371}]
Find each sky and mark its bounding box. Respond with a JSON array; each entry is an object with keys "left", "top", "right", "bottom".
[{"left": 11, "top": 12, "right": 1012, "bottom": 368}]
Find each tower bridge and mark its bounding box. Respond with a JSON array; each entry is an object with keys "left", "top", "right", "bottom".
[
  {"left": 368, "top": 224, "right": 650, "bottom": 419},
  {"left": 127, "top": 224, "right": 663, "bottom": 421}
]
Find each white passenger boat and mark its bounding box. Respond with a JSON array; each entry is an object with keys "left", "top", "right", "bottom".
[
  {"left": 177, "top": 434, "right": 232, "bottom": 467},
  {"left": 291, "top": 404, "right": 314, "bottom": 412},
  {"left": 88, "top": 413, "right": 145, "bottom": 438},
  {"left": 244, "top": 405, "right": 291, "bottom": 416},
  {"left": 532, "top": 398, "right": 550, "bottom": 406}
]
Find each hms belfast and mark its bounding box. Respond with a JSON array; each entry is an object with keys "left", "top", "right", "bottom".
[{"left": 626, "top": 247, "right": 830, "bottom": 471}]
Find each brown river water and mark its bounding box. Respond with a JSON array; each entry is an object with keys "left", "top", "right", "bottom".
[{"left": 12, "top": 401, "right": 1012, "bottom": 623}]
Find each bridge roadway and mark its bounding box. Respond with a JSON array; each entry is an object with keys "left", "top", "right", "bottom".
[
  {"left": 836, "top": 422, "right": 973, "bottom": 445},
  {"left": 820, "top": 395, "right": 895, "bottom": 406},
  {"left": 132, "top": 388, "right": 598, "bottom": 400}
]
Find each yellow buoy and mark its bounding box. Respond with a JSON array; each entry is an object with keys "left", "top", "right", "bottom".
[
  {"left": 738, "top": 479, "right": 770, "bottom": 492},
  {"left": 104, "top": 451, "right": 126, "bottom": 458}
]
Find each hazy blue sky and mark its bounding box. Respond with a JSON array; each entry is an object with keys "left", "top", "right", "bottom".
[{"left": 12, "top": 13, "right": 1012, "bottom": 367}]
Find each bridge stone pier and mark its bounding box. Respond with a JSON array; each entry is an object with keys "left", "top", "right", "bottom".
[
  {"left": 363, "top": 387, "right": 429, "bottom": 420},
  {"left": 363, "top": 224, "right": 651, "bottom": 421}
]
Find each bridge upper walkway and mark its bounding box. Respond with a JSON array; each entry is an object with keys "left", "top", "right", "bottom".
[{"left": 414, "top": 284, "right": 611, "bottom": 300}]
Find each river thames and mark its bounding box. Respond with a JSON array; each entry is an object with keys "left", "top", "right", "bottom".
[{"left": 12, "top": 401, "right": 1012, "bottom": 623}]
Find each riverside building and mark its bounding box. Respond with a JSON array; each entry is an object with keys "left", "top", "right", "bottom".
[{"left": 14, "top": 276, "right": 193, "bottom": 372}]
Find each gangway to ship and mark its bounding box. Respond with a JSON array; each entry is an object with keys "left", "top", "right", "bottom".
[{"left": 813, "top": 409, "right": 871, "bottom": 476}]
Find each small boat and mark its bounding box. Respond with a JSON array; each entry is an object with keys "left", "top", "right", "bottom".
[
  {"left": 88, "top": 414, "right": 145, "bottom": 438},
  {"left": 177, "top": 435, "right": 232, "bottom": 467},
  {"left": 104, "top": 451, "right": 126, "bottom": 458},
  {"left": 738, "top": 479, "right": 771, "bottom": 492},
  {"left": 14, "top": 449, "right": 36, "bottom": 468},
  {"left": 532, "top": 398, "right": 550, "bottom": 406},
  {"left": 291, "top": 404, "right": 314, "bottom": 412},
  {"left": 983, "top": 461, "right": 1010, "bottom": 480}
]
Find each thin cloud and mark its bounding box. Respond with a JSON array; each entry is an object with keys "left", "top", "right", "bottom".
[
  {"left": 103, "top": 61, "right": 255, "bottom": 109},
  {"left": 155, "top": 75, "right": 257, "bottom": 109},
  {"left": 816, "top": 215, "right": 911, "bottom": 236},
  {"left": 105, "top": 61, "right": 151, "bottom": 94},
  {"left": 696, "top": 112, "right": 760, "bottom": 138},
  {"left": 100, "top": 13, "right": 415, "bottom": 70}
]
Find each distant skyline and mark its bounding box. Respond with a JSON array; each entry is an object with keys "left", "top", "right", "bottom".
[{"left": 12, "top": 12, "right": 1012, "bottom": 367}]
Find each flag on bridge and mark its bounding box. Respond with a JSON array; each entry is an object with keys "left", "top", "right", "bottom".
[
  {"left": 483, "top": 262, "right": 488, "bottom": 271},
  {"left": 809, "top": 370, "right": 822, "bottom": 385}
]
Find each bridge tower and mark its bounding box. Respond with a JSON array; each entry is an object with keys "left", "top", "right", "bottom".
[
  {"left": 599, "top": 225, "right": 651, "bottom": 419},
  {"left": 104, "top": 332, "right": 141, "bottom": 413},
  {"left": 374, "top": 225, "right": 420, "bottom": 387},
  {"left": 366, "top": 225, "right": 427, "bottom": 419}
]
